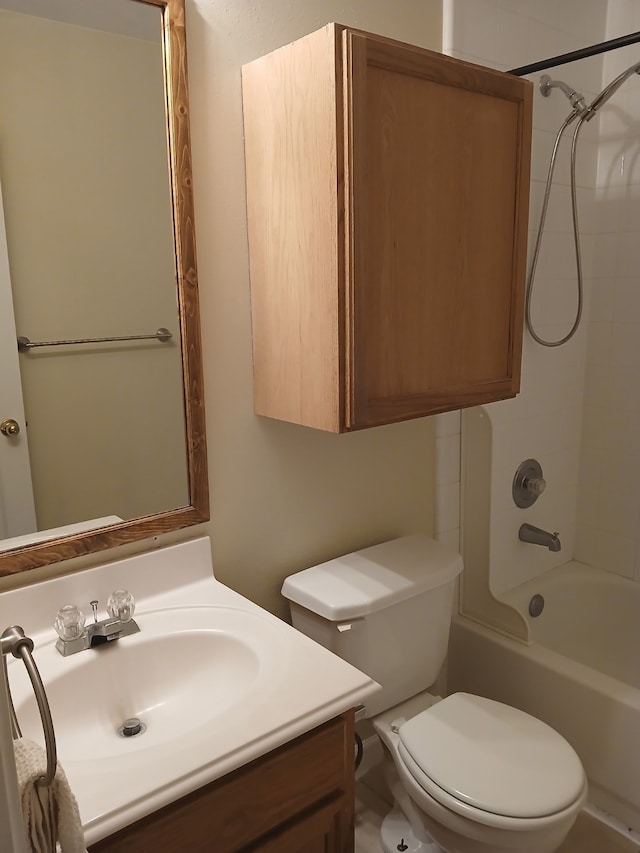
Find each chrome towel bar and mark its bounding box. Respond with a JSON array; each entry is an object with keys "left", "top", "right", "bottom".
[
  {"left": 17, "top": 327, "right": 172, "bottom": 352},
  {"left": 1, "top": 626, "right": 57, "bottom": 787}
]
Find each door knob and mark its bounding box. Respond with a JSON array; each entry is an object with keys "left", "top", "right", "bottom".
[{"left": 0, "top": 418, "right": 20, "bottom": 437}]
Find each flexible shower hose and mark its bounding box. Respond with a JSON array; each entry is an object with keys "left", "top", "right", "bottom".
[{"left": 525, "top": 109, "right": 588, "bottom": 347}]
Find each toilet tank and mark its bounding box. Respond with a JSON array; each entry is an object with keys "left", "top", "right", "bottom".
[{"left": 281, "top": 535, "right": 463, "bottom": 717}]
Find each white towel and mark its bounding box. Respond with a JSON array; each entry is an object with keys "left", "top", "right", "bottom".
[{"left": 13, "top": 738, "right": 87, "bottom": 853}]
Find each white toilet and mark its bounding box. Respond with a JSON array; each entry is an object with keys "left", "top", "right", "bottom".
[{"left": 281, "top": 534, "right": 587, "bottom": 853}]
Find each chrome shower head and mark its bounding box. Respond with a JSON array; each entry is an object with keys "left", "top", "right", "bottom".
[
  {"left": 539, "top": 74, "right": 589, "bottom": 117},
  {"left": 585, "top": 60, "right": 640, "bottom": 119}
]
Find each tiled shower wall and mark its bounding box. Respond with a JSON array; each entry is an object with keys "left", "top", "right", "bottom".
[
  {"left": 437, "top": 0, "right": 640, "bottom": 595},
  {"left": 575, "top": 1, "right": 640, "bottom": 580}
]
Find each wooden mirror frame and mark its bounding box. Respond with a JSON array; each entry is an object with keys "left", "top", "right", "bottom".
[{"left": 0, "top": 0, "right": 209, "bottom": 578}]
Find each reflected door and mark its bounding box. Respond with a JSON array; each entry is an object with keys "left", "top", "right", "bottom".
[{"left": 0, "top": 176, "right": 36, "bottom": 538}]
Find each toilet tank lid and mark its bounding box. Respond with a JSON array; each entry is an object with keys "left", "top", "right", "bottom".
[{"left": 281, "top": 534, "right": 463, "bottom": 621}]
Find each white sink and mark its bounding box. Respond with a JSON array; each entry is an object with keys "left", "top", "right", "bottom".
[
  {"left": 10, "top": 606, "right": 291, "bottom": 762},
  {"left": 2, "top": 537, "right": 378, "bottom": 846}
]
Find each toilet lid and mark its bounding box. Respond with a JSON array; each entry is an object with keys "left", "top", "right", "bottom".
[{"left": 398, "top": 693, "right": 585, "bottom": 819}]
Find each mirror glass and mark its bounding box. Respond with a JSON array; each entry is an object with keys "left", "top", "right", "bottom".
[{"left": 0, "top": 0, "right": 208, "bottom": 576}]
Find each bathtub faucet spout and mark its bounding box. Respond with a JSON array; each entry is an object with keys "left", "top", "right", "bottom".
[{"left": 519, "top": 523, "right": 561, "bottom": 552}]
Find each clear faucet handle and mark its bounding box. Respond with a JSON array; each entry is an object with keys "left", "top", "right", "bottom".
[
  {"left": 107, "top": 589, "right": 135, "bottom": 622},
  {"left": 54, "top": 604, "right": 86, "bottom": 640}
]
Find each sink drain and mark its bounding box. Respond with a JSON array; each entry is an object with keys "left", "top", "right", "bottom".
[{"left": 117, "top": 717, "right": 146, "bottom": 738}]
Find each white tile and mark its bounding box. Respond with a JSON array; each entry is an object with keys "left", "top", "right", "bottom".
[
  {"left": 598, "top": 486, "right": 640, "bottom": 537},
  {"left": 434, "top": 410, "right": 461, "bottom": 438},
  {"left": 606, "top": 0, "right": 637, "bottom": 40},
  {"left": 528, "top": 276, "right": 584, "bottom": 328},
  {"left": 436, "top": 527, "right": 461, "bottom": 550},
  {"left": 608, "top": 366, "right": 640, "bottom": 413},
  {"left": 435, "top": 482, "right": 460, "bottom": 534},
  {"left": 593, "top": 186, "right": 624, "bottom": 233},
  {"left": 613, "top": 277, "right": 640, "bottom": 325},
  {"left": 606, "top": 408, "right": 640, "bottom": 449},
  {"left": 488, "top": 421, "right": 546, "bottom": 481},
  {"left": 583, "top": 360, "right": 611, "bottom": 402},
  {"left": 495, "top": 10, "right": 529, "bottom": 72},
  {"left": 435, "top": 434, "right": 461, "bottom": 486},
  {"left": 597, "top": 141, "right": 629, "bottom": 189},
  {"left": 590, "top": 232, "right": 618, "bottom": 277},
  {"left": 615, "top": 232, "right": 640, "bottom": 276},
  {"left": 455, "top": 0, "right": 498, "bottom": 62},
  {"left": 542, "top": 187, "right": 576, "bottom": 233},
  {"left": 534, "top": 231, "right": 586, "bottom": 280},
  {"left": 442, "top": 0, "right": 455, "bottom": 53},
  {"left": 600, "top": 448, "right": 640, "bottom": 490},
  {"left": 585, "top": 320, "right": 613, "bottom": 365},
  {"left": 587, "top": 277, "right": 614, "bottom": 324},
  {"left": 575, "top": 139, "right": 599, "bottom": 191},
  {"left": 618, "top": 190, "right": 640, "bottom": 225},
  {"left": 579, "top": 404, "right": 610, "bottom": 450},
  {"left": 610, "top": 322, "right": 640, "bottom": 369},
  {"left": 594, "top": 533, "right": 636, "bottom": 578},
  {"left": 483, "top": 394, "right": 525, "bottom": 425}
]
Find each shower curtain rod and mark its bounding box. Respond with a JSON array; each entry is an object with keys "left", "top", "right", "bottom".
[{"left": 508, "top": 30, "right": 640, "bottom": 77}]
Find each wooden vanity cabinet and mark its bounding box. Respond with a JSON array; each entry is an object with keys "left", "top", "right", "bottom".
[
  {"left": 242, "top": 24, "right": 532, "bottom": 432},
  {"left": 88, "top": 711, "right": 355, "bottom": 853}
]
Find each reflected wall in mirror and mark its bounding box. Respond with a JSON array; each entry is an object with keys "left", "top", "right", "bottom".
[{"left": 0, "top": 0, "right": 208, "bottom": 577}]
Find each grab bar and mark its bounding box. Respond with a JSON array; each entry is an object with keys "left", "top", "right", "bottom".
[
  {"left": 17, "top": 327, "right": 172, "bottom": 352},
  {"left": 1, "top": 626, "right": 57, "bottom": 787}
]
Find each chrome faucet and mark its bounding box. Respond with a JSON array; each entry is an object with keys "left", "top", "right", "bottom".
[
  {"left": 518, "top": 523, "right": 561, "bottom": 552},
  {"left": 54, "top": 590, "right": 139, "bottom": 656}
]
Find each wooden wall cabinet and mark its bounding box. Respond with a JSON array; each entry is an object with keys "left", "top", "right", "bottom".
[
  {"left": 89, "top": 711, "right": 355, "bottom": 852},
  {"left": 242, "top": 24, "right": 532, "bottom": 432}
]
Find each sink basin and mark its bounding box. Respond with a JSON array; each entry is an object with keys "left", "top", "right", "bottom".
[{"left": 9, "top": 606, "right": 291, "bottom": 762}]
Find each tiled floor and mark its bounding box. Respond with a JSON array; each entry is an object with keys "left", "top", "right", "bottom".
[{"left": 355, "top": 783, "right": 640, "bottom": 853}]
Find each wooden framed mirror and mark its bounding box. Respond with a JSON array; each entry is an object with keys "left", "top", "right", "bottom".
[{"left": 0, "top": 0, "right": 208, "bottom": 577}]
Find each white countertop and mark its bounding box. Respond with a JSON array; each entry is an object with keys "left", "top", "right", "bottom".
[{"left": 2, "top": 537, "right": 379, "bottom": 845}]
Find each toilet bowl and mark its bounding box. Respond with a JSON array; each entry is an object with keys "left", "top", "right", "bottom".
[
  {"left": 373, "top": 691, "right": 586, "bottom": 853},
  {"left": 281, "top": 535, "right": 588, "bottom": 853}
]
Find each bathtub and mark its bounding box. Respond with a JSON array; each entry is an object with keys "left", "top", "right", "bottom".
[{"left": 448, "top": 560, "right": 640, "bottom": 832}]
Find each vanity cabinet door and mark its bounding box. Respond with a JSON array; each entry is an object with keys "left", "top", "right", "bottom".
[
  {"left": 88, "top": 711, "right": 355, "bottom": 853},
  {"left": 251, "top": 798, "right": 345, "bottom": 852},
  {"left": 242, "top": 24, "right": 532, "bottom": 432}
]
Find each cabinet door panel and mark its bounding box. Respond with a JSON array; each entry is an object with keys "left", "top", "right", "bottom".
[
  {"left": 345, "top": 32, "right": 531, "bottom": 428},
  {"left": 249, "top": 797, "right": 345, "bottom": 852}
]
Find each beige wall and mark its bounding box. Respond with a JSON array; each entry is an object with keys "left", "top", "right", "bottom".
[
  {"left": 0, "top": 10, "right": 188, "bottom": 529},
  {"left": 188, "top": 0, "right": 441, "bottom": 616},
  {"left": 0, "top": 0, "right": 441, "bottom": 618}
]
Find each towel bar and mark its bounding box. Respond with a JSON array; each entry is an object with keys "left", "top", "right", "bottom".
[
  {"left": 17, "top": 327, "right": 173, "bottom": 351},
  {"left": 1, "top": 626, "right": 57, "bottom": 787}
]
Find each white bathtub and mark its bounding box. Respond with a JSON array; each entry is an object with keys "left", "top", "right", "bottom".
[{"left": 448, "top": 560, "right": 640, "bottom": 831}]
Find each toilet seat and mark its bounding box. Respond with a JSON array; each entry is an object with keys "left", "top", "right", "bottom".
[{"left": 397, "top": 693, "right": 586, "bottom": 823}]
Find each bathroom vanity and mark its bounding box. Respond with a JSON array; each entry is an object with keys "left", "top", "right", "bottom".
[
  {"left": 4, "top": 538, "right": 377, "bottom": 852},
  {"left": 89, "top": 711, "right": 354, "bottom": 852}
]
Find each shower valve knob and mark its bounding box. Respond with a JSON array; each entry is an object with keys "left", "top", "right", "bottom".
[
  {"left": 524, "top": 476, "right": 546, "bottom": 497},
  {"left": 513, "top": 459, "right": 546, "bottom": 508}
]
